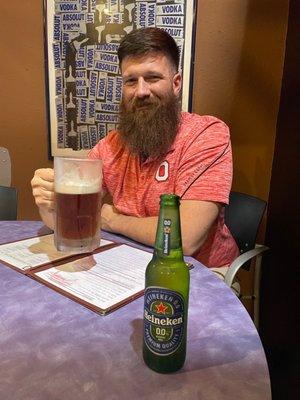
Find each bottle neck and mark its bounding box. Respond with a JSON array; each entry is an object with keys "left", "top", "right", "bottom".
[{"left": 154, "top": 201, "right": 184, "bottom": 261}]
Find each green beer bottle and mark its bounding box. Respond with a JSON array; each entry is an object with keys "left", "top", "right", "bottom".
[{"left": 143, "top": 194, "right": 190, "bottom": 373}]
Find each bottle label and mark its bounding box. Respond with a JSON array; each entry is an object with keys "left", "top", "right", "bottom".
[
  {"left": 163, "top": 218, "right": 171, "bottom": 255},
  {"left": 143, "top": 287, "right": 185, "bottom": 355}
]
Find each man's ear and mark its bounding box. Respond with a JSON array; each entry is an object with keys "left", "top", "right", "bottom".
[{"left": 173, "top": 73, "right": 182, "bottom": 97}]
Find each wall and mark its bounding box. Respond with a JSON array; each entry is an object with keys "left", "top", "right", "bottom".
[
  {"left": 193, "top": 0, "right": 289, "bottom": 202},
  {"left": 0, "top": 1, "right": 52, "bottom": 221},
  {"left": 0, "top": 0, "right": 289, "bottom": 223}
]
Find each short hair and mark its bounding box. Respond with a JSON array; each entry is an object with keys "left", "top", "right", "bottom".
[{"left": 118, "top": 27, "right": 180, "bottom": 71}]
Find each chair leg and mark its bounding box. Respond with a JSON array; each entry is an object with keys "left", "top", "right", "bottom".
[{"left": 253, "top": 252, "right": 263, "bottom": 329}]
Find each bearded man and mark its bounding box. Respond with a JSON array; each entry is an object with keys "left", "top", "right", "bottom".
[{"left": 32, "top": 27, "right": 239, "bottom": 269}]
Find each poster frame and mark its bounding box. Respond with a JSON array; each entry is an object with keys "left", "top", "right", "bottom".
[{"left": 44, "top": 0, "right": 197, "bottom": 158}]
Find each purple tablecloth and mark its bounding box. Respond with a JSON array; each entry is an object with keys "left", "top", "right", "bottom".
[{"left": 0, "top": 221, "right": 271, "bottom": 400}]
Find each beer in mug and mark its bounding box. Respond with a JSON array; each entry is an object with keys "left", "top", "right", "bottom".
[{"left": 54, "top": 157, "right": 102, "bottom": 253}]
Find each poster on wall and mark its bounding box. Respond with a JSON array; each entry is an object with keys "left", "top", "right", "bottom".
[{"left": 44, "top": 0, "right": 197, "bottom": 157}]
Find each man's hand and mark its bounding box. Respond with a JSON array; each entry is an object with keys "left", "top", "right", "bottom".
[
  {"left": 31, "top": 168, "right": 55, "bottom": 229},
  {"left": 101, "top": 203, "right": 121, "bottom": 232},
  {"left": 31, "top": 168, "right": 55, "bottom": 211}
]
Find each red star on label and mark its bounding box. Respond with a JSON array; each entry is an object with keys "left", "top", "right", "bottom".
[{"left": 155, "top": 302, "right": 168, "bottom": 314}]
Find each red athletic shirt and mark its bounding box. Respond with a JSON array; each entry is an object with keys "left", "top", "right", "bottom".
[{"left": 89, "top": 112, "right": 239, "bottom": 268}]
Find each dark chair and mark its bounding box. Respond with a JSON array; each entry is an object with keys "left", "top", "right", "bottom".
[
  {"left": 223, "top": 191, "right": 269, "bottom": 327},
  {"left": 0, "top": 186, "right": 18, "bottom": 220}
]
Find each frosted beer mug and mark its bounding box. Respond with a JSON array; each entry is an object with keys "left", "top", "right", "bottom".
[{"left": 54, "top": 157, "right": 102, "bottom": 253}]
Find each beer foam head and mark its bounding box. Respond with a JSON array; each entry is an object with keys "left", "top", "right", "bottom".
[
  {"left": 55, "top": 180, "right": 100, "bottom": 194},
  {"left": 54, "top": 175, "right": 101, "bottom": 194}
]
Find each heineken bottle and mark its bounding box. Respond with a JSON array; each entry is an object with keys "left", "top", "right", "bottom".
[{"left": 143, "top": 194, "right": 190, "bottom": 373}]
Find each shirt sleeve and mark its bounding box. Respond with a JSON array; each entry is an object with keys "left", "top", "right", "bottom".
[
  {"left": 88, "top": 141, "right": 102, "bottom": 159},
  {"left": 175, "top": 118, "right": 233, "bottom": 205}
]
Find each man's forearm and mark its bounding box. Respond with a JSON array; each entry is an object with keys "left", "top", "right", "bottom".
[
  {"left": 105, "top": 212, "right": 158, "bottom": 247},
  {"left": 101, "top": 199, "right": 219, "bottom": 255}
]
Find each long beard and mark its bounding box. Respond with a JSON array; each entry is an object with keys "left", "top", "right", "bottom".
[{"left": 118, "top": 93, "right": 180, "bottom": 159}]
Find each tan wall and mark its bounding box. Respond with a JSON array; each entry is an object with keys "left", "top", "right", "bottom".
[
  {"left": 193, "top": 0, "right": 289, "bottom": 201},
  {"left": 0, "top": 2, "right": 52, "bottom": 220},
  {"left": 0, "top": 1, "right": 288, "bottom": 221}
]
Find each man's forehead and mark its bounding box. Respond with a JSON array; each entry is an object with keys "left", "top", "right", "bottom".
[{"left": 120, "top": 52, "right": 174, "bottom": 73}]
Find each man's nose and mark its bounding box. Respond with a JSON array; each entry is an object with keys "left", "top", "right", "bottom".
[{"left": 136, "top": 78, "right": 151, "bottom": 99}]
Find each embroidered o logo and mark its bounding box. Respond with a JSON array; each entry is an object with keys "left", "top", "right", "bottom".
[{"left": 155, "top": 161, "right": 169, "bottom": 182}]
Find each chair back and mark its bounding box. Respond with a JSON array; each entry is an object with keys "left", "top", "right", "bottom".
[
  {"left": 225, "top": 191, "right": 267, "bottom": 255},
  {"left": 0, "top": 186, "right": 18, "bottom": 220},
  {"left": 0, "top": 147, "right": 11, "bottom": 186}
]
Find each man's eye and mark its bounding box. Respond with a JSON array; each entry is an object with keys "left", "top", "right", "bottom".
[
  {"left": 124, "top": 79, "right": 136, "bottom": 86},
  {"left": 146, "top": 76, "right": 160, "bottom": 83}
]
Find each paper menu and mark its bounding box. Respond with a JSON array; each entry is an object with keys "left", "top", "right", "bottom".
[
  {"left": 33, "top": 245, "right": 153, "bottom": 314},
  {"left": 0, "top": 234, "right": 113, "bottom": 272}
]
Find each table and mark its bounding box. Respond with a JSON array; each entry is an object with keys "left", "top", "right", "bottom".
[{"left": 0, "top": 221, "right": 271, "bottom": 400}]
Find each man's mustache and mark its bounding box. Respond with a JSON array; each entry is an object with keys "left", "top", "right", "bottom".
[{"left": 130, "top": 98, "right": 160, "bottom": 111}]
